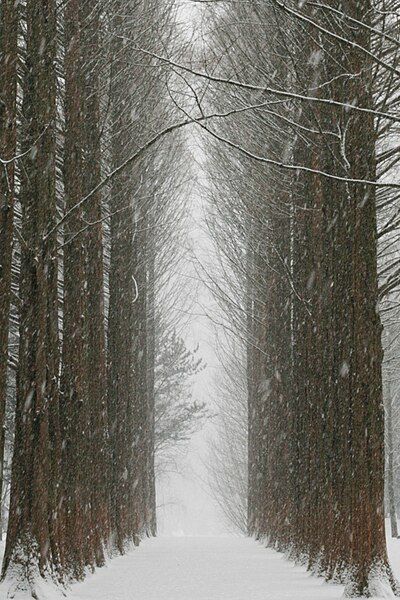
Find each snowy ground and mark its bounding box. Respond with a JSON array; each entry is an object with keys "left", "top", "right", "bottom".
[
  {"left": 70, "top": 536, "right": 345, "bottom": 600},
  {"left": 1, "top": 531, "right": 400, "bottom": 599},
  {"left": 68, "top": 532, "right": 400, "bottom": 600}
]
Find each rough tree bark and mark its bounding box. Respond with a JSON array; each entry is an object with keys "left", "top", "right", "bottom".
[
  {"left": 80, "top": 0, "right": 110, "bottom": 565},
  {"left": 61, "top": 0, "right": 93, "bottom": 576},
  {"left": 385, "top": 381, "right": 399, "bottom": 539},
  {"left": 0, "top": 0, "right": 18, "bottom": 542},
  {"left": 132, "top": 193, "right": 149, "bottom": 537},
  {"left": 146, "top": 205, "right": 157, "bottom": 536},
  {"left": 2, "top": 0, "right": 63, "bottom": 589},
  {"left": 290, "top": 1, "right": 395, "bottom": 593},
  {"left": 107, "top": 0, "right": 138, "bottom": 550}
]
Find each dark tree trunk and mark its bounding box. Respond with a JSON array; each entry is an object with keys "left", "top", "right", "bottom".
[
  {"left": 2, "top": 0, "right": 63, "bottom": 589},
  {"left": 343, "top": 6, "right": 390, "bottom": 590},
  {"left": 241, "top": 2, "right": 395, "bottom": 593},
  {"left": 260, "top": 194, "right": 293, "bottom": 552},
  {"left": 80, "top": 0, "right": 110, "bottom": 565},
  {"left": 146, "top": 205, "right": 157, "bottom": 537},
  {"left": 386, "top": 381, "right": 398, "bottom": 539},
  {"left": 290, "top": 1, "right": 394, "bottom": 593},
  {"left": 61, "top": 0, "right": 92, "bottom": 576},
  {"left": 132, "top": 195, "right": 149, "bottom": 537},
  {"left": 0, "top": 0, "right": 18, "bottom": 541},
  {"left": 246, "top": 227, "right": 260, "bottom": 538},
  {"left": 107, "top": 2, "right": 138, "bottom": 550}
]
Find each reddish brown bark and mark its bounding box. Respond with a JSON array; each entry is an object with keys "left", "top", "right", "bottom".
[
  {"left": 107, "top": 3, "right": 138, "bottom": 550},
  {"left": 2, "top": 0, "right": 63, "bottom": 587},
  {"left": 0, "top": 0, "right": 18, "bottom": 540},
  {"left": 146, "top": 206, "right": 157, "bottom": 536},
  {"left": 80, "top": 0, "right": 110, "bottom": 565},
  {"left": 132, "top": 199, "right": 149, "bottom": 537},
  {"left": 61, "top": 0, "right": 93, "bottom": 576},
  {"left": 243, "top": 1, "right": 393, "bottom": 594}
]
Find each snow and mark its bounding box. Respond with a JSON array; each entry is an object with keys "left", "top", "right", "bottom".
[
  {"left": 1, "top": 530, "right": 400, "bottom": 598},
  {"left": 0, "top": 538, "right": 65, "bottom": 600},
  {"left": 69, "top": 536, "right": 345, "bottom": 600}
]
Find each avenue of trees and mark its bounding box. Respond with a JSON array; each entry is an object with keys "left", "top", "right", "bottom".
[
  {"left": 2, "top": 0, "right": 400, "bottom": 599},
  {"left": 0, "top": 0, "right": 206, "bottom": 596},
  {"left": 200, "top": 0, "right": 400, "bottom": 598}
]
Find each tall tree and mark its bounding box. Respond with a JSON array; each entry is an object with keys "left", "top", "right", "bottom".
[
  {"left": 61, "top": 0, "right": 93, "bottom": 576},
  {"left": 107, "top": 0, "right": 139, "bottom": 550},
  {"left": 202, "top": 0, "right": 398, "bottom": 595},
  {"left": 0, "top": 0, "right": 200, "bottom": 593},
  {"left": 0, "top": 0, "right": 18, "bottom": 540},
  {"left": 80, "top": 0, "right": 110, "bottom": 565},
  {"left": 2, "top": 0, "right": 63, "bottom": 592}
]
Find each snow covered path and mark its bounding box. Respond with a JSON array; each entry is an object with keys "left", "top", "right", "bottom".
[{"left": 70, "top": 536, "right": 345, "bottom": 600}]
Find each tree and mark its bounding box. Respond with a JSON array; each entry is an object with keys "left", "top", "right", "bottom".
[
  {"left": 154, "top": 326, "right": 206, "bottom": 474},
  {"left": 106, "top": 0, "right": 143, "bottom": 550},
  {"left": 2, "top": 0, "right": 63, "bottom": 593},
  {"left": 61, "top": 0, "right": 94, "bottom": 576},
  {"left": 198, "top": 0, "right": 399, "bottom": 595},
  {"left": 0, "top": 0, "right": 195, "bottom": 592},
  {"left": 0, "top": 0, "right": 18, "bottom": 541},
  {"left": 81, "top": 0, "right": 110, "bottom": 565}
]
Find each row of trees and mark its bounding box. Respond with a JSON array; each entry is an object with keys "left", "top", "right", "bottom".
[
  {"left": 191, "top": 0, "right": 400, "bottom": 597},
  {"left": 2, "top": 0, "right": 400, "bottom": 597},
  {"left": 0, "top": 0, "right": 207, "bottom": 596}
]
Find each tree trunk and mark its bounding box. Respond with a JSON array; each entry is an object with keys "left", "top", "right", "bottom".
[
  {"left": 290, "top": 1, "right": 395, "bottom": 593},
  {"left": 132, "top": 193, "right": 149, "bottom": 537},
  {"left": 107, "top": 1, "right": 138, "bottom": 549},
  {"left": 2, "top": 0, "right": 63, "bottom": 589},
  {"left": 80, "top": 0, "right": 110, "bottom": 565},
  {"left": 146, "top": 205, "right": 157, "bottom": 537},
  {"left": 0, "top": 0, "right": 18, "bottom": 542},
  {"left": 61, "top": 0, "right": 92, "bottom": 576},
  {"left": 386, "top": 382, "right": 398, "bottom": 539}
]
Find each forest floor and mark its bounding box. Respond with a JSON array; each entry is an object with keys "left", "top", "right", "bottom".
[
  {"left": 1, "top": 533, "right": 400, "bottom": 599},
  {"left": 68, "top": 534, "right": 400, "bottom": 600},
  {"left": 69, "top": 536, "right": 344, "bottom": 600}
]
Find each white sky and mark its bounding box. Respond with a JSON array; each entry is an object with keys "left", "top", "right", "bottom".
[{"left": 156, "top": 125, "right": 228, "bottom": 536}]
